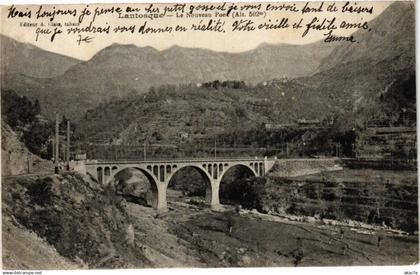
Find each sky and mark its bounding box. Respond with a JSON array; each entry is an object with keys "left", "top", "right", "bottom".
[{"left": 0, "top": 1, "right": 393, "bottom": 60}]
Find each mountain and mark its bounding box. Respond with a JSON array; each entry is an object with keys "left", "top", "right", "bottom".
[
  {"left": 0, "top": 35, "right": 81, "bottom": 78},
  {"left": 317, "top": 1, "right": 415, "bottom": 73},
  {"left": 1, "top": 39, "right": 335, "bottom": 120},
  {"left": 76, "top": 80, "right": 339, "bottom": 146},
  {"left": 76, "top": 1, "right": 416, "bottom": 148},
  {"left": 64, "top": 40, "right": 335, "bottom": 88},
  {"left": 1, "top": 1, "right": 414, "bottom": 126},
  {"left": 303, "top": 1, "right": 415, "bottom": 115}
]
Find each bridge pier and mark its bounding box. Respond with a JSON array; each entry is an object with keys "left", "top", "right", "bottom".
[
  {"left": 156, "top": 182, "right": 168, "bottom": 213},
  {"left": 209, "top": 179, "right": 221, "bottom": 210},
  {"left": 156, "top": 178, "right": 221, "bottom": 212}
]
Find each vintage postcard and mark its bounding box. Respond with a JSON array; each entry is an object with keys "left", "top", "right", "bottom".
[{"left": 0, "top": 0, "right": 417, "bottom": 271}]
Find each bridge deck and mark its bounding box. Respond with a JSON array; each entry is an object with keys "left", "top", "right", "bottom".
[{"left": 86, "top": 157, "right": 270, "bottom": 165}]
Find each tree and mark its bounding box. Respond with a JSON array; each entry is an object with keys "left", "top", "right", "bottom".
[
  {"left": 2, "top": 89, "right": 54, "bottom": 159},
  {"left": 1, "top": 89, "right": 40, "bottom": 129},
  {"left": 22, "top": 120, "right": 53, "bottom": 158}
]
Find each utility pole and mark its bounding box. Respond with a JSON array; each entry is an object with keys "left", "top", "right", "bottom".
[
  {"left": 143, "top": 142, "right": 146, "bottom": 161},
  {"left": 66, "top": 120, "right": 70, "bottom": 171},
  {"left": 27, "top": 152, "right": 31, "bottom": 173},
  {"left": 54, "top": 114, "right": 59, "bottom": 174},
  {"left": 335, "top": 143, "right": 340, "bottom": 157},
  {"left": 52, "top": 137, "right": 55, "bottom": 163},
  {"left": 214, "top": 139, "right": 217, "bottom": 159}
]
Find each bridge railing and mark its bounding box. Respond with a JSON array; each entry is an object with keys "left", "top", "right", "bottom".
[{"left": 85, "top": 156, "right": 275, "bottom": 165}]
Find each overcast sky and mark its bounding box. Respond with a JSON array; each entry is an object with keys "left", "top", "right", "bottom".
[{"left": 1, "top": 1, "right": 392, "bottom": 60}]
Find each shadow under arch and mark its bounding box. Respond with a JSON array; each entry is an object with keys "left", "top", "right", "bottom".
[
  {"left": 219, "top": 164, "right": 258, "bottom": 206},
  {"left": 111, "top": 167, "right": 159, "bottom": 209},
  {"left": 167, "top": 165, "right": 213, "bottom": 205}
]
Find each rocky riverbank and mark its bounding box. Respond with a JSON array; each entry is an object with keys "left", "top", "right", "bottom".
[{"left": 2, "top": 171, "right": 418, "bottom": 269}]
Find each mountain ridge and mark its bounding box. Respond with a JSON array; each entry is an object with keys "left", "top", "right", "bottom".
[
  {"left": 0, "top": 1, "right": 415, "bottom": 123},
  {"left": 317, "top": 1, "right": 415, "bottom": 72},
  {"left": 75, "top": 1, "right": 416, "bottom": 145},
  {"left": 0, "top": 34, "right": 81, "bottom": 78},
  {"left": 1, "top": 36, "right": 336, "bottom": 120}
]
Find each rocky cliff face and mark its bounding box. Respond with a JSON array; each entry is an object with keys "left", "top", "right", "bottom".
[
  {"left": 2, "top": 173, "right": 150, "bottom": 268},
  {"left": 1, "top": 121, "right": 52, "bottom": 176},
  {"left": 2, "top": 121, "right": 33, "bottom": 176}
]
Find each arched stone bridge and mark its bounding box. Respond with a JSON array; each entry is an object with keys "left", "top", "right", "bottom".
[{"left": 83, "top": 157, "right": 276, "bottom": 212}]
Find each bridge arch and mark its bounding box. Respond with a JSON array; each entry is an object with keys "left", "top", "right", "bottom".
[
  {"left": 218, "top": 163, "right": 257, "bottom": 181},
  {"left": 218, "top": 163, "right": 258, "bottom": 207},
  {"left": 96, "top": 167, "right": 103, "bottom": 185},
  {"left": 108, "top": 166, "right": 160, "bottom": 209},
  {"left": 167, "top": 164, "right": 213, "bottom": 205}
]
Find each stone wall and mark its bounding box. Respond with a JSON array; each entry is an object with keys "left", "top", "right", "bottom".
[
  {"left": 356, "top": 127, "right": 416, "bottom": 159},
  {"left": 267, "top": 158, "right": 342, "bottom": 178},
  {"left": 261, "top": 173, "right": 418, "bottom": 233}
]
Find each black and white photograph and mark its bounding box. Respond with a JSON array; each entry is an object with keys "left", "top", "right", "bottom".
[{"left": 0, "top": 0, "right": 417, "bottom": 271}]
